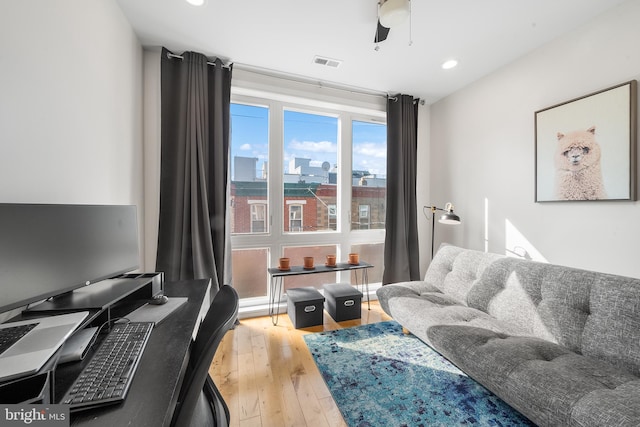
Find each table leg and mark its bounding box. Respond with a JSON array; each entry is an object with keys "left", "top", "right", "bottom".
[
  {"left": 352, "top": 269, "right": 371, "bottom": 311},
  {"left": 363, "top": 268, "right": 370, "bottom": 310},
  {"left": 269, "top": 276, "right": 283, "bottom": 325}
]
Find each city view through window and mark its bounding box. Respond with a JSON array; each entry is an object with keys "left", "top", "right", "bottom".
[{"left": 230, "top": 99, "right": 387, "bottom": 302}]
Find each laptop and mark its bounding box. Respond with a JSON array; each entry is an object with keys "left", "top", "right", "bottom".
[{"left": 0, "top": 311, "right": 89, "bottom": 382}]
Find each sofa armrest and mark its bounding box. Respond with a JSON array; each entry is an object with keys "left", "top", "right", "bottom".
[{"left": 376, "top": 281, "right": 440, "bottom": 316}]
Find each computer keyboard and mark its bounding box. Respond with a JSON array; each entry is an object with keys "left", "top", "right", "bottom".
[
  {"left": 60, "top": 322, "right": 153, "bottom": 411},
  {"left": 0, "top": 323, "right": 37, "bottom": 355}
]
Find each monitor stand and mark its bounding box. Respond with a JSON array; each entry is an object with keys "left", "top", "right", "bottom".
[{"left": 26, "top": 276, "right": 154, "bottom": 313}]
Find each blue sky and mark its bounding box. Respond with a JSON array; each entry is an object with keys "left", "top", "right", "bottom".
[{"left": 230, "top": 104, "right": 386, "bottom": 179}]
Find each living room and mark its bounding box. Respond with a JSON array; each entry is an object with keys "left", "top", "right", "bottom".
[{"left": 1, "top": 0, "right": 639, "bottom": 425}]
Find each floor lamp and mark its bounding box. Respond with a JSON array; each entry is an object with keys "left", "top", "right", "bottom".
[{"left": 426, "top": 202, "right": 461, "bottom": 259}]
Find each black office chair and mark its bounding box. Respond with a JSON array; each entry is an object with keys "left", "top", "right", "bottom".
[{"left": 172, "top": 284, "right": 239, "bottom": 427}]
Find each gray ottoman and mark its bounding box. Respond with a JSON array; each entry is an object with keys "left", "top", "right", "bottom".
[
  {"left": 323, "top": 283, "right": 362, "bottom": 321},
  {"left": 286, "top": 287, "right": 324, "bottom": 328}
]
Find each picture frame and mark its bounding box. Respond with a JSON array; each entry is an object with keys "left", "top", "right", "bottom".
[{"left": 535, "top": 80, "right": 637, "bottom": 202}]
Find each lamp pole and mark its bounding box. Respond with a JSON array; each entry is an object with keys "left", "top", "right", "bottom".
[
  {"left": 426, "top": 204, "right": 461, "bottom": 260},
  {"left": 430, "top": 206, "right": 437, "bottom": 260}
]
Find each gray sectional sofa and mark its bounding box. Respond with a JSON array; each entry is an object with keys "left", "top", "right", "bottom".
[{"left": 376, "top": 245, "right": 640, "bottom": 427}]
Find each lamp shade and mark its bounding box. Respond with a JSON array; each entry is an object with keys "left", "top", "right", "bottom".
[
  {"left": 379, "top": 0, "right": 410, "bottom": 28},
  {"left": 439, "top": 211, "right": 461, "bottom": 225},
  {"left": 426, "top": 202, "right": 461, "bottom": 260}
]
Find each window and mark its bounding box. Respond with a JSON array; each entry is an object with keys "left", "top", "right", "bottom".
[
  {"left": 229, "top": 91, "right": 386, "bottom": 308},
  {"left": 230, "top": 103, "right": 269, "bottom": 235},
  {"left": 358, "top": 204, "right": 370, "bottom": 229},
  {"left": 328, "top": 204, "right": 337, "bottom": 230},
  {"left": 283, "top": 110, "right": 338, "bottom": 233},
  {"left": 288, "top": 204, "right": 303, "bottom": 232},
  {"left": 282, "top": 245, "right": 337, "bottom": 290},
  {"left": 250, "top": 203, "right": 267, "bottom": 233},
  {"left": 231, "top": 248, "right": 268, "bottom": 299},
  {"left": 352, "top": 120, "right": 386, "bottom": 230}
]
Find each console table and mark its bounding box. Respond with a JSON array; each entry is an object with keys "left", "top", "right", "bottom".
[{"left": 267, "top": 261, "right": 373, "bottom": 325}]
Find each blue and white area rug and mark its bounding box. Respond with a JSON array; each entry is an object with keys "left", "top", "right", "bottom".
[{"left": 303, "top": 321, "right": 534, "bottom": 427}]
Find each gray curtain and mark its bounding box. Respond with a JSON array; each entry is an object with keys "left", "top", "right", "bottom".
[
  {"left": 156, "top": 48, "right": 232, "bottom": 292},
  {"left": 382, "top": 94, "right": 420, "bottom": 284}
]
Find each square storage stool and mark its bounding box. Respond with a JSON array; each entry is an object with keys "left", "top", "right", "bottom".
[
  {"left": 323, "top": 283, "right": 362, "bottom": 322},
  {"left": 286, "top": 287, "right": 325, "bottom": 328}
]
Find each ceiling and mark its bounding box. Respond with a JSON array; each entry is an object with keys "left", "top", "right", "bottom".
[{"left": 116, "top": 0, "right": 626, "bottom": 104}]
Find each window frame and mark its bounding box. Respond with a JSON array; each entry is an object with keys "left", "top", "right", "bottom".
[{"left": 230, "top": 91, "right": 386, "bottom": 308}]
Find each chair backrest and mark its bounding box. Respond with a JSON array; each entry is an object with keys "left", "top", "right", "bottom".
[{"left": 172, "top": 284, "right": 239, "bottom": 427}]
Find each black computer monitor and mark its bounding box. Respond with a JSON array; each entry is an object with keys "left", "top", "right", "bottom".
[{"left": 0, "top": 203, "right": 139, "bottom": 315}]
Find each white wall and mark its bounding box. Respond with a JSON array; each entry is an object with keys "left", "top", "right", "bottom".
[
  {"left": 416, "top": 104, "right": 431, "bottom": 277},
  {"left": 0, "top": 1, "right": 145, "bottom": 264},
  {"left": 143, "top": 50, "right": 162, "bottom": 271},
  {"left": 428, "top": 0, "right": 640, "bottom": 277}
]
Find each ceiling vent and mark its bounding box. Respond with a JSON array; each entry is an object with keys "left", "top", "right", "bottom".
[{"left": 313, "top": 55, "right": 342, "bottom": 68}]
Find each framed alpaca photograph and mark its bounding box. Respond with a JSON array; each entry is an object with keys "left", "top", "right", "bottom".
[{"left": 535, "top": 80, "right": 637, "bottom": 202}]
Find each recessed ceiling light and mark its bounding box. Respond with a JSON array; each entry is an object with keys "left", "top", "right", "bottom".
[
  {"left": 442, "top": 59, "right": 458, "bottom": 70},
  {"left": 185, "top": 0, "right": 205, "bottom": 6}
]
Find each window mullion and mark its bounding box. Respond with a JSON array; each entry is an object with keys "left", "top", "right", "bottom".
[
  {"left": 270, "top": 101, "right": 284, "bottom": 247},
  {"left": 337, "top": 115, "right": 353, "bottom": 282}
]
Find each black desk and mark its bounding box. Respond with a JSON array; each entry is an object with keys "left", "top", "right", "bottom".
[
  {"left": 267, "top": 262, "right": 373, "bottom": 325},
  {"left": 59, "top": 279, "right": 211, "bottom": 427}
]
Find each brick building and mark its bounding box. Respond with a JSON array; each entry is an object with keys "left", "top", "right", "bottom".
[{"left": 231, "top": 181, "right": 385, "bottom": 233}]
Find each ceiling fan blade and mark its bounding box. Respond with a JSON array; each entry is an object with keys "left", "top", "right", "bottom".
[{"left": 374, "top": 19, "right": 390, "bottom": 43}]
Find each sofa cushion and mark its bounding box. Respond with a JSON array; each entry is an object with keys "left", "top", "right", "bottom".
[
  {"left": 424, "top": 245, "right": 503, "bottom": 305},
  {"left": 582, "top": 273, "right": 640, "bottom": 376},
  {"left": 387, "top": 293, "right": 524, "bottom": 347},
  {"left": 464, "top": 254, "right": 640, "bottom": 375},
  {"left": 427, "top": 324, "right": 639, "bottom": 427},
  {"left": 570, "top": 381, "right": 640, "bottom": 427},
  {"left": 467, "top": 257, "right": 593, "bottom": 351}
]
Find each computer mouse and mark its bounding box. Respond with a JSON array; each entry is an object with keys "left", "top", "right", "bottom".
[{"left": 150, "top": 294, "right": 169, "bottom": 305}]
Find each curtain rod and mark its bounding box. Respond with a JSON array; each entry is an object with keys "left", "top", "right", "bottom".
[
  {"left": 166, "top": 51, "right": 232, "bottom": 69},
  {"left": 388, "top": 95, "right": 425, "bottom": 105},
  {"left": 166, "top": 51, "right": 423, "bottom": 103},
  {"left": 232, "top": 62, "right": 389, "bottom": 100}
]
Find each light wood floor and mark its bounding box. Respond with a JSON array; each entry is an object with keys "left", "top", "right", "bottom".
[{"left": 209, "top": 300, "right": 392, "bottom": 427}]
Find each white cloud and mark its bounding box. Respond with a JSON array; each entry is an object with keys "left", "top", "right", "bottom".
[
  {"left": 240, "top": 143, "right": 252, "bottom": 151},
  {"left": 354, "top": 142, "right": 386, "bottom": 158},
  {"left": 289, "top": 139, "right": 337, "bottom": 153},
  {"left": 357, "top": 158, "right": 386, "bottom": 176}
]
